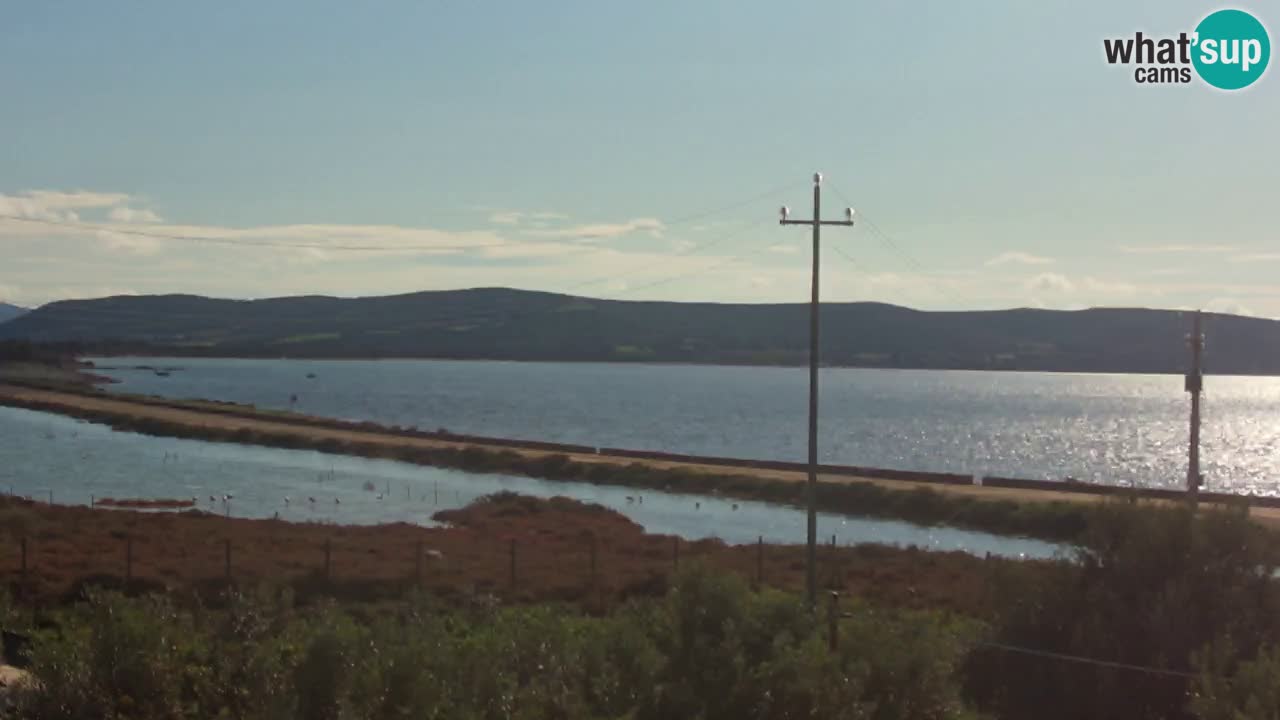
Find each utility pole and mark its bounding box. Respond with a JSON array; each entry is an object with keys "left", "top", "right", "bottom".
[
  {"left": 780, "top": 172, "right": 854, "bottom": 608},
  {"left": 1185, "top": 310, "right": 1205, "bottom": 503}
]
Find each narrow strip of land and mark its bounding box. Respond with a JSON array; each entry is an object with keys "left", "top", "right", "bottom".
[
  {"left": 0, "top": 383, "right": 1095, "bottom": 503},
  {"left": 2, "top": 383, "right": 1274, "bottom": 536}
]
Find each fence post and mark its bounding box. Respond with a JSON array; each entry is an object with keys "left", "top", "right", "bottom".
[
  {"left": 589, "top": 533, "right": 598, "bottom": 590},
  {"left": 415, "top": 538, "right": 423, "bottom": 587},
  {"left": 757, "top": 535, "right": 764, "bottom": 587},
  {"left": 324, "top": 538, "right": 332, "bottom": 585},
  {"left": 224, "top": 539, "right": 232, "bottom": 582},
  {"left": 125, "top": 535, "right": 133, "bottom": 590},
  {"left": 828, "top": 591, "right": 840, "bottom": 651},
  {"left": 509, "top": 538, "right": 517, "bottom": 591}
]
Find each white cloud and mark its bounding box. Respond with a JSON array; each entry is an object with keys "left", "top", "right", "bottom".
[
  {"left": 479, "top": 242, "right": 581, "bottom": 259},
  {"left": 1, "top": 211, "right": 520, "bottom": 257},
  {"left": 1230, "top": 252, "right": 1280, "bottom": 262},
  {"left": 17, "top": 190, "right": 131, "bottom": 211},
  {"left": 1119, "top": 244, "right": 1237, "bottom": 254},
  {"left": 488, "top": 210, "right": 569, "bottom": 226},
  {"left": 1204, "top": 297, "right": 1255, "bottom": 317},
  {"left": 108, "top": 206, "right": 163, "bottom": 223},
  {"left": 524, "top": 218, "right": 664, "bottom": 241},
  {"left": 95, "top": 229, "right": 164, "bottom": 255},
  {"left": 1080, "top": 277, "right": 1141, "bottom": 298},
  {"left": 489, "top": 211, "right": 523, "bottom": 225},
  {"left": 984, "top": 251, "right": 1053, "bottom": 267},
  {"left": 1025, "top": 272, "right": 1074, "bottom": 293},
  {"left": 3, "top": 188, "right": 1268, "bottom": 315}
]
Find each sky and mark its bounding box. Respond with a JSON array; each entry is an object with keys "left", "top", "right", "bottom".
[{"left": 1, "top": 1, "right": 1277, "bottom": 316}]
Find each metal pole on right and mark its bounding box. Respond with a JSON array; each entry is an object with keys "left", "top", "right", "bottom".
[{"left": 1186, "top": 310, "right": 1204, "bottom": 505}]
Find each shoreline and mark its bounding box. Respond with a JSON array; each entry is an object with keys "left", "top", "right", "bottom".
[
  {"left": 78, "top": 351, "right": 1280, "bottom": 378},
  {"left": 3, "top": 380, "right": 1265, "bottom": 543},
  {"left": 4, "top": 373, "right": 1263, "bottom": 509}
]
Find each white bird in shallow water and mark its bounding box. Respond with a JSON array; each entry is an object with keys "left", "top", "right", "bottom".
[
  {"left": 334, "top": 498, "right": 341, "bottom": 504},
  {"left": 284, "top": 497, "right": 290, "bottom": 505}
]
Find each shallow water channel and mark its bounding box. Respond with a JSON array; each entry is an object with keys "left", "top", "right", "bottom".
[{"left": 0, "top": 405, "right": 1061, "bottom": 559}]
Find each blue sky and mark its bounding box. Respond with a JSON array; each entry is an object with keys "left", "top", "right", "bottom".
[{"left": 1, "top": 1, "right": 1277, "bottom": 316}]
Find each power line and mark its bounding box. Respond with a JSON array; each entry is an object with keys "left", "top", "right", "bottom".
[
  {"left": 659, "top": 179, "right": 808, "bottom": 228},
  {"left": 609, "top": 231, "right": 775, "bottom": 297},
  {"left": 824, "top": 183, "right": 971, "bottom": 308},
  {"left": 567, "top": 218, "right": 763, "bottom": 294},
  {"left": 976, "top": 641, "right": 1207, "bottom": 681},
  {"left": 829, "top": 244, "right": 867, "bottom": 273}
]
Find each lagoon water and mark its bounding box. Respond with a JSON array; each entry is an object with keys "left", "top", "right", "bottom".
[
  {"left": 0, "top": 405, "right": 1057, "bottom": 558},
  {"left": 91, "top": 357, "right": 1280, "bottom": 495}
]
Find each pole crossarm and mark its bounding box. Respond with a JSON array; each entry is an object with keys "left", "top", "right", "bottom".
[{"left": 780, "top": 219, "right": 855, "bottom": 227}]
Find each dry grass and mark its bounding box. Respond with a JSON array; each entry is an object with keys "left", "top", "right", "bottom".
[{"left": 0, "top": 494, "right": 1039, "bottom": 617}]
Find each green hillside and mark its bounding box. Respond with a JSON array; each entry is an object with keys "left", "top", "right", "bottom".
[{"left": 1, "top": 287, "right": 1276, "bottom": 374}]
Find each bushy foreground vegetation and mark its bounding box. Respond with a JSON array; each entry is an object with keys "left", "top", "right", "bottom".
[
  {"left": 968, "top": 502, "right": 1280, "bottom": 720},
  {"left": 8, "top": 501, "right": 1280, "bottom": 719},
  {"left": 3, "top": 568, "right": 978, "bottom": 720}
]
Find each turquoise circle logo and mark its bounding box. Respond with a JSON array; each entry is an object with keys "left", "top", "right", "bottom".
[{"left": 1192, "top": 9, "right": 1270, "bottom": 90}]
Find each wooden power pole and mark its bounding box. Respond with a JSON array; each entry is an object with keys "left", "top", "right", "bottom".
[{"left": 779, "top": 173, "right": 854, "bottom": 608}]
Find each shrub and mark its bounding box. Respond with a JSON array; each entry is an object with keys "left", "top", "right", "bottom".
[{"left": 966, "top": 501, "right": 1280, "bottom": 720}]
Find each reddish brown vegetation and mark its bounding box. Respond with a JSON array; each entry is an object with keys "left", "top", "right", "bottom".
[{"left": 0, "top": 494, "right": 1038, "bottom": 617}]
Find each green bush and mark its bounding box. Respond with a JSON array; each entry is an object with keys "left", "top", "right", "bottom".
[
  {"left": 8, "top": 568, "right": 979, "bottom": 720},
  {"left": 965, "top": 501, "right": 1280, "bottom": 720}
]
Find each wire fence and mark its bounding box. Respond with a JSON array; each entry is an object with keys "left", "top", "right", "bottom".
[{"left": 0, "top": 523, "right": 1227, "bottom": 683}]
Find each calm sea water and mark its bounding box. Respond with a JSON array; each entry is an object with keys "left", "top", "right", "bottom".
[
  {"left": 0, "top": 406, "right": 1057, "bottom": 558},
  {"left": 90, "top": 357, "right": 1280, "bottom": 495}
]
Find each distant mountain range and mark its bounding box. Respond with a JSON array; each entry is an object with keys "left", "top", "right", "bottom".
[
  {"left": 0, "top": 302, "right": 28, "bottom": 324},
  {"left": 0, "top": 288, "right": 1277, "bottom": 374}
]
